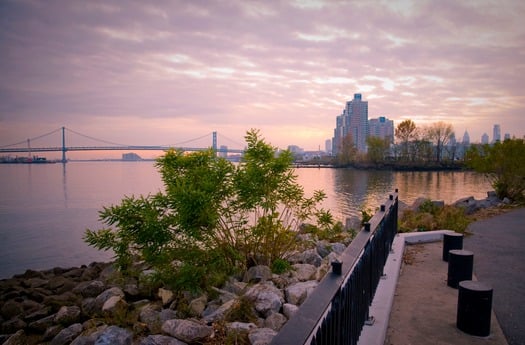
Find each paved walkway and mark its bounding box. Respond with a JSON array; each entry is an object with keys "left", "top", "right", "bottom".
[
  {"left": 464, "top": 208, "right": 525, "bottom": 345},
  {"left": 383, "top": 207, "right": 525, "bottom": 345}
]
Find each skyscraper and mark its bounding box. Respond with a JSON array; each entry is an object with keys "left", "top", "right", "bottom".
[
  {"left": 493, "top": 124, "right": 501, "bottom": 143},
  {"left": 369, "top": 116, "right": 394, "bottom": 143},
  {"left": 332, "top": 93, "right": 369, "bottom": 154},
  {"left": 481, "top": 133, "right": 489, "bottom": 144}
]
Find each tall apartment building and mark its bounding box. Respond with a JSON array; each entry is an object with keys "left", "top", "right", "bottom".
[
  {"left": 481, "top": 133, "right": 489, "bottom": 144},
  {"left": 332, "top": 93, "right": 368, "bottom": 154},
  {"left": 493, "top": 124, "right": 501, "bottom": 143},
  {"left": 368, "top": 116, "right": 394, "bottom": 143}
]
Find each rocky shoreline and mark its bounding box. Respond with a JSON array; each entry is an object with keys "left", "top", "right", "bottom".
[
  {"left": 0, "top": 192, "right": 513, "bottom": 345},
  {"left": 0, "top": 235, "right": 348, "bottom": 345}
]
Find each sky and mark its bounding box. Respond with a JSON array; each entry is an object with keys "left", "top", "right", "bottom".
[{"left": 1, "top": 0, "right": 524, "bottom": 157}]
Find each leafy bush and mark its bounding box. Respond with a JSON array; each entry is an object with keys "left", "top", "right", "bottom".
[
  {"left": 85, "top": 129, "right": 332, "bottom": 291},
  {"left": 399, "top": 199, "right": 471, "bottom": 233},
  {"left": 466, "top": 138, "right": 525, "bottom": 201}
]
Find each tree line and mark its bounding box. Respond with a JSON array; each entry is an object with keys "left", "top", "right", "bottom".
[{"left": 336, "top": 119, "right": 459, "bottom": 167}]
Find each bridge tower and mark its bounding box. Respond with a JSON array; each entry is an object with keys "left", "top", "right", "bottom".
[
  {"left": 61, "top": 126, "right": 67, "bottom": 163},
  {"left": 212, "top": 131, "right": 217, "bottom": 154}
]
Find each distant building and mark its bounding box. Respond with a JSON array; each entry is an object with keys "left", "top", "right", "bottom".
[
  {"left": 287, "top": 145, "right": 304, "bottom": 155},
  {"left": 493, "top": 124, "right": 501, "bottom": 143},
  {"left": 504, "top": 133, "right": 511, "bottom": 140},
  {"left": 332, "top": 93, "right": 369, "bottom": 154},
  {"left": 122, "top": 152, "right": 142, "bottom": 161},
  {"left": 481, "top": 133, "right": 489, "bottom": 144},
  {"left": 462, "top": 131, "right": 470, "bottom": 145},
  {"left": 325, "top": 139, "right": 332, "bottom": 154},
  {"left": 369, "top": 116, "right": 394, "bottom": 143}
]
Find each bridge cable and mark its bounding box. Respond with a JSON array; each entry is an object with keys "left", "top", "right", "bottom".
[
  {"left": 167, "top": 132, "right": 213, "bottom": 147},
  {"left": 217, "top": 133, "right": 245, "bottom": 149},
  {"left": 0, "top": 127, "right": 62, "bottom": 148},
  {"left": 65, "top": 127, "right": 131, "bottom": 147}
]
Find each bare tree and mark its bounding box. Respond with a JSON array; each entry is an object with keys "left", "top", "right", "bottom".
[{"left": 426, "top": 122, "right": 454, "bottom": 162}]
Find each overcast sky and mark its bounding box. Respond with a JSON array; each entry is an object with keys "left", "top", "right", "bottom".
[{"left": 1, "top": 0, "right": 524, "bottom": 155}]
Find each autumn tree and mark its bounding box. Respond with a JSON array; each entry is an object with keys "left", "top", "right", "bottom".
[
  {"left": 336, "top": 133, "right": 358, "bottom": 166},
  {"left": 366, "top": 136, "right": 390, "bottom": 164},
  {"left": 426, "top": 121, "right": 454, "bottom": 162},
  {"left": 395, "top": 119, "right": 417, "bottom": 161}
]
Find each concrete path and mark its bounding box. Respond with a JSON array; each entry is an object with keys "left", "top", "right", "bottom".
[
  {"left": 383, "top": 240, "right": 508, "bottom": 345},
  {"left": 464, "top": 208, "right": 525, "bottom": 345}
]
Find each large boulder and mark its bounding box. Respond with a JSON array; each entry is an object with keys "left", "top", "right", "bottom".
[
  {"left": 291, "top": 264, "right": 317, "bottom": 282},
  {"left": 243, "top": 265, "right": 272, "bottom": 283},
  {"left": 139, "top": 334, "right": 188, "bottom": 345},
  {"left": 50, "top": 323, "right": 83, "bottom": 345},
  {"left": 161, "top": 319, "right": 213, "bottom": 343},
  {"left": 94, "top": 325, "right": 133, "bottom": 345},
  {"left": 285, "top": 280, "right": 318, "bottom": 305},
  {"left": 248, "top": 327, "right": 277, "bottom": 345},
  {"left": 244, "top": 282, "right": 284, "bottom": 318}
]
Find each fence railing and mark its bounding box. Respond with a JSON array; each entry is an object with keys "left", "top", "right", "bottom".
[{"left": 270, "top": 190, "right": 398, "bottom": 345}]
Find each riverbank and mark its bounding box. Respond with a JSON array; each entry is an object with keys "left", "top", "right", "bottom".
[{"left": 1, "top": 193, "right": 518, "bottom": 344}]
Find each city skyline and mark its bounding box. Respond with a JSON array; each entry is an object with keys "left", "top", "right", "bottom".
[{"left": 1, "top": 0, "right": 525, "bottom": 155}]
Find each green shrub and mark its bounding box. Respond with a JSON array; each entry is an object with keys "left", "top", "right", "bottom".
[
  {"left": 400, "top": 203, "right": 471, "bottom": 234},
  {"left": 85, "top": 129, "right": 332, "bottom": 292}
]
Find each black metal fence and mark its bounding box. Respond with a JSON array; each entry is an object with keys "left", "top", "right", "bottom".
[{"left": 270, "top": 191, "right": 398, "bottom": 345}]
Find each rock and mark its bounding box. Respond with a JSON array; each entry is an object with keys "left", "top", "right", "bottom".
[
  {"left": 94, "top": 325, "right": 133, "bottom": 345},
  {"left": 223, "top": 279, "right": 247, "bottom": 295},
  {"left": 300, "top": 249, "right": 322, "bottom": 267},
  {"left": 71, "top": 325, "right": 108, "bottom": 345},
  {"left": 54, "top": 305, "right": 81, "bottom": 325},
  {"left": 248, "top": 327, "right": 277, "bottom": 345},
  {"left": 93, "top": 287, "right": 125, "bottom": 314},
  {"left": 243, "top": 265, "right": 272, "bottom": 283},
  {"left": 43, "top": 291, "right": 80, "bottom": 312},
  {"left": 139, "top": 334, "right": 188, "bottom": 345},
  {"left": 316, "top": 241, "right": 331, "bottom": 258},
  {"left": 50, "top": 322, "right": 83, "bottom": 345},
  {"left": 331, "top": 243, "right": 346, "bottom": 254},
  {"left": 0, "top": 300, "right": 23, "bottom": 319},
  {"left": 73, "top": 280, "right": 106, "bottom": 298},
  {"left": 161, "top": 319, "right": 213, "bottom": 343},
  {"left": 188, "top": 295, "right": 207, "bottom": 317},
  {"left": 1, "top": 317, "right": 26, "bottom": 334},
  {"left": 202, "top": 298, "right": 237, "bottom": 323},
  {"left": 23, "top": 306, "right": 51, "bottom": 323},
  {"left": 28, "top": 313, "right": 56, "bottom": 332},
  {"left": 282, "top": 303, "right": 299, "bottom": 319},
  {"left": 43, "top": 324, "right": 64, "bottom": 341},
  {"left": 228, "top": 321, "right": 257, "bottom": 332},
  {"left": 2, "top": 329, "right": 27, "bottom": 345},
  {"left": 292, "top": 264, "right": 317, "bottom": 282},
  {"left": 101, "top": 295, "right": 128, "bottom": 319},
  {"left": 244, "top": 282, "right": 284, "bottom": 318},
  {"left": 159, "top": 309, "right": 178, "bottom": 323},
  {"left": 285, "top": 280, "right": 318, "bottom": 305},
  {"left": 48, "top": 275, "right": 76, "bottom": 294},
  {"left": 264, "top": 312, "right": 287, "bottom": 331},
  {"left": 139, "top": 303, "right": 162, "bottom": 332},
  {"left": 158, "top": 288, "right": 175, "bottom": 306}
]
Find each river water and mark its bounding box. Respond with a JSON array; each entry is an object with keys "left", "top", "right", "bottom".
[{"left": 0, "top": 161, "right": 492, "bottom": 279}]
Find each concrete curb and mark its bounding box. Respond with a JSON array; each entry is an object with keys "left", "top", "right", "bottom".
[{"left": 357, "top": 230, "right": 455, "bottom": 345}]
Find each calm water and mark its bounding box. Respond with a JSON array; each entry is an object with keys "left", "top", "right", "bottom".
[{"left": 0, "top": 162, "right": 492, "bottom": 279}]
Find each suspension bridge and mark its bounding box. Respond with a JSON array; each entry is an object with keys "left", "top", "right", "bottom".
[{"left": 0, "top": 127, "right": 245, "bottom": 163}]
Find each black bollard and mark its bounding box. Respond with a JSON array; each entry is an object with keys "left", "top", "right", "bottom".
[
  {"left": 443, "top": 233, "right": 464, "bottom": 262},
  {"left": 447, "top": 250, "right": 473, "bottom": 288},
  {"left": 457, "top": 280, "right": 493, "bottom": 337}
]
